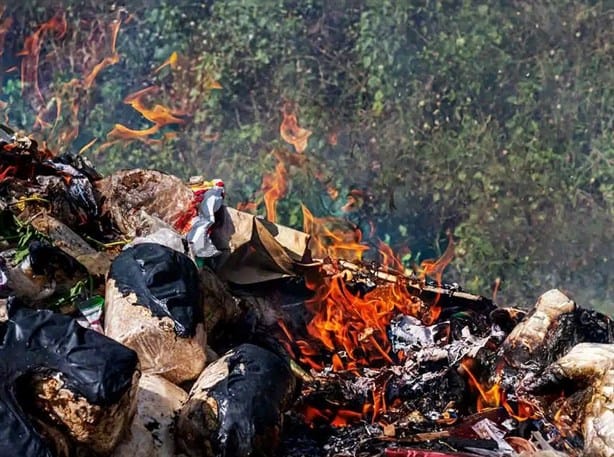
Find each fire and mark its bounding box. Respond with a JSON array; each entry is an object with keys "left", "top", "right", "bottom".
[
  {"left": 301, "top": 405, "right": 363, "bottom": 428},
  {"left": 11, "top": 12, "right": 126, "bottom": 152},
  {"left": 461, "top": 360, "right": 536, "bottom": 421},
  {"left": 83, "top": 19, "right": 121, "bottom": 89},
  {"left": 280, "top": 103, "right": 312, "bottom": 153},
  {"left": 106, "top": 86, "right": 186, "bottom": 144},
  {"left": 417, "top": 233, "right": 455, "bottom": 323},
  {"left": 154, "top": 51, "right": 179, "bottom": 73},
  {"left": 419, "top": 232, "right": 455, "bottom": 285},
  {"left": 262, "top": 158, "right": 288, "bottom": 223},
  {"left": 124, "top": 87, "right": 187, "bottom": 126},
  {"left": 302, "top": 206, "right": 368, "bottom": 261},
  {"left": 18, "top": 14, "right": 67, "bottom": 107},
  {"left": 302, "top": 273, "right": 421, "bottom": 371}
]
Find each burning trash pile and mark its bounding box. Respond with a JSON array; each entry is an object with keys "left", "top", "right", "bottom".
[{"left": 0, "top": 126, "right": 613, "bottom": 457}]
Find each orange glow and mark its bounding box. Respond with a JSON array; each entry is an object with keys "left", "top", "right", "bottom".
[
  {"left": 18, "top": 14, "right": 67, "bottom": 107},
  {"left": 154, "top": 51, "right": 179, "bottom": 73},
  {"left": 104, "top": 86, "right": 187, "bottom": 144},
  {"left": 302, "top": 205, "right": 368, "bottom": 261},
  {"left": 295, "top": 339, "right": 324, "bottom": 371},
  {"left": 302, "top": 405, "right": 330, "bottom": 424},
  {"left": 302, "top": 273, "right": 421, "bottom": 371},
  {"left": 331, "top": 409, "right": 363, "bottom": 427},
  {"left": 280, "top": 104, "right": 312, "bottom": 153},
  {"left": 461, "top": 360, "right": 536, "bottom": 422},
  {"left": 83, "top": 19, "right": 121, "bottom": 89},
  {"left": 419, "top": 233, "right": 455, "bottom": 285},
  {"left": 262, "top": 159, "right": 288, "bottom": 223},
  {"left": 236, "top": 201, "right": 259, "bottom": 214},
  {"left": 301, "top": 405, "right": 363, "bottom": 428},
  {"left": 124, "top": 86, "right": 187, "bottom": 126}
]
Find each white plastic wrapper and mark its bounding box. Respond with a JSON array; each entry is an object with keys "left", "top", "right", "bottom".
[{"left": 187, "top": 179, "right": 225, "bottom": 258}]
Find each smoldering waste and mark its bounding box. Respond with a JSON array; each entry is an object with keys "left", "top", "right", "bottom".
[{"left": 0, "top": 127, "right": 613, "bottom": 457}]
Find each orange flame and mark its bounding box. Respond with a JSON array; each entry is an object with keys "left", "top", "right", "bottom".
[
  {"left": 124, "top": 86, "right": 187, "bottom": 126},
  {"left": 154, "top": 50, "right": 179, "bottom": 73},
  {"left": 18, "top": 14, "right": 67, "bottom": 107},
  {"left": 418, "top": 233, "right": 455, "bottom": 323},
  {"left": 280, "top": 104, "right": 311, "bottom": 153},
  {"left": 107, "top": 123, "right": 160, "bottom": 140},
  {"left": 302, "top": 274, "right": 421, "bottom": 371},
  {"left": 83, "top": 19, "right": 121, "bottom": 89},
  {"left": 419, "top": 233, "right": 455, "bottom": 284},
  {"left": 461, "top": 360, "right": 536, "bottom": 422},
  {"left": 262, "top": 159, "right": 288, "bottom": 223},
  {"left": 106, "top": 86, "right": 186, "bottom": 144},
  {"left": 302, "top": 205, "right": 368, "bottom": 261},
  {"left": 301, "top": 405, "right": 363, "bottom": 428}
]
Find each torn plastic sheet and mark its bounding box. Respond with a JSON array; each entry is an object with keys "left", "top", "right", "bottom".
[
  {"left": 128, "top": 227, "right": 187, "bottom": 255},
  {"left": 186, "top": 179, "right": 225, "bottom": 258}
]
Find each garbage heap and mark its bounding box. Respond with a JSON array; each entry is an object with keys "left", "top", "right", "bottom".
[{"left": 0, "top": 128, "right": 613, "bottom": 457}]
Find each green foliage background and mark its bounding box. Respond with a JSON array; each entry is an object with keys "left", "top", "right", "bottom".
[{"left": 1, "top": 0, "right": 612, "bottom": 312}]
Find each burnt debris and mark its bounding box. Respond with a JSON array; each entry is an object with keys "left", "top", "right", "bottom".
[{"left": 0, "top": 124, "right": 612, "bottom": 457}]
